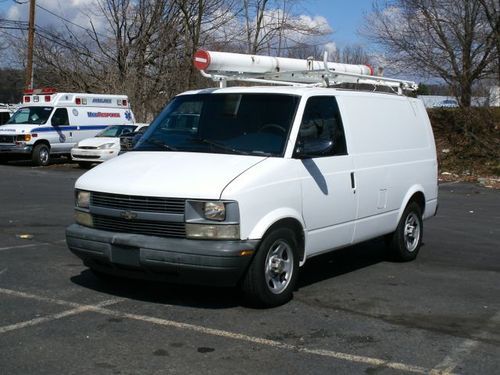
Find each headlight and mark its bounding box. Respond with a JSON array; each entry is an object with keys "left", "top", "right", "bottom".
[
  {"left": 75, "top": 190, "right": 90, "bottom": 208},
  {"left": 204, "top": 201, "right": 225, "bottom": 221},
  {"left": 186, "top": 224, "right": 239, "bottom": 240},
  {"left": 16, "top": 134, "right": 31, "bottom": 142},
  {"left": 97, "top": 142, "right": 115, "bottom": 149}
]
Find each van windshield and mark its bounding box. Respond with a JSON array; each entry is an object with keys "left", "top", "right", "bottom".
[
  {"left": 135, "top": 93, "right": 299, "bottom": 157},
  {"left": 6, "top": 107, "right": 53, "bottom": 125}
]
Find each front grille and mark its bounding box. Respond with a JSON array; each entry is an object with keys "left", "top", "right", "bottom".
[
  {"left": 93, "top": 215, "right": 186, "bottom": 238},
  {"left": 74, "top": 154, "right": 100, "bottom": 159},
  {"left": 79, "top": 146, "right": 97, "bottom": 150},
  {"left": 91, "top": 192, "right": 185, "bottom": 214},
  {"left": 0, "top": 135, "right": 14, "bottom": 144}
]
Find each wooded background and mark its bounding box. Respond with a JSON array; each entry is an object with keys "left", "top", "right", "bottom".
[{"left": 0, "top": 0, "right": 498, "bottom": 120}]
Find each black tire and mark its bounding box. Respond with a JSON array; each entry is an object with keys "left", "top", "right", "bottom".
[
  {"left": 241, "top": 227, "right": 299, "bottom": 307},
  {"left": 78, "top": 162, "right": 93, "bottom": 169},
  {"left": 0, "top": 156, "right": 9, "bottom": 164},
  {"left": 387, "top": 202, "right": 423, "bottom": 262},
  {"left": 31, "top": 143, "right": 50, "bottom": 166}
]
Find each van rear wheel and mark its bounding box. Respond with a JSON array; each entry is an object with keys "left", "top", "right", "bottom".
[
  {"left": 387, "top": 202, "right": 423, "bottom": 261},
  {"left": 241, "top": 227, "right": 299, "bottom": 307},
  {"left": 32, "top": 143, "right": 50, "bottom": 166}
]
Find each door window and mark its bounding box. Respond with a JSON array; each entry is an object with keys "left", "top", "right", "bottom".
[
  {"left": 296, "top": 96, "right": 347, "bottom": 157},
  {"left": 51, "top": 108, "right": 69, "bottom": 126}
]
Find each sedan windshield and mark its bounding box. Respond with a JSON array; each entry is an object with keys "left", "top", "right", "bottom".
[
  {"left": 96, "top": 125, "right": 137, "bottom": 137},
  {"left": 135, "top": 93, "right": 299, "bottom": 157},
  {"left": 6, "top": 107, "right": 53, "bottom": 125}
]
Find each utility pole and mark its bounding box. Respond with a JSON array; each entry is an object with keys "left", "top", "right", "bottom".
[{"left": 25, "top": 0, "right": 36, "bottom": 90}]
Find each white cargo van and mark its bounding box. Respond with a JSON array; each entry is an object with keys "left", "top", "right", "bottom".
[
  {"left": 0, "top": 88, "right": 134, "bottom": 166},
  {"left": 66, "top": 51, "right": 438, "bottom": 306}
]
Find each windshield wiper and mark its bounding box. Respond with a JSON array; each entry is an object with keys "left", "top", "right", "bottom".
[
  {"left": 142, "top": 138, "right": 178, "bottom": 151},
  {"left": 195, "top": 138, "right": 252, "bottom": 155}
]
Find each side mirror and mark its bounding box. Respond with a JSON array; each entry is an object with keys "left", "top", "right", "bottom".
[{"left": 295, "top": 138, "right": 334, "bottom": 159}]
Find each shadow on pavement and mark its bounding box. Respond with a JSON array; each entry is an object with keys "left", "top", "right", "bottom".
[
  {"left": 70, "top": 238, "right": 393, "bottom": 309},
  {"left": 297, "top": 238, "right": 389, "bottom": 289},
  {"left": 71, "top": 269, "right": 242, "bottom": 309}
]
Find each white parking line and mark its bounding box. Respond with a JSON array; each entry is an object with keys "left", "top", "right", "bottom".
[
  {"left": 431, "top": 310, "right": 500, "bottom": 374},
  {"left": 0, "top": 299, "right": 122, "bottom": 334},
  {"left": 0, "top": 287, "right": 443, "bottom": 374},
  {"left": 0, "top": 240, "right": 66, "bottom": 252}
]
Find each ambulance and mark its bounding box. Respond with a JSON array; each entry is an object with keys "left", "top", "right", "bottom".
[
  {"left": 0, "top": 88, "right": 135, "bottom": 166},
  {"left": 66, "top": 51, "right": 438, "bottom": 307}
]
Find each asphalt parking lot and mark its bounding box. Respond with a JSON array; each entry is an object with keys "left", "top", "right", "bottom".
[{"left": 0, "top": 162, "right": 499, "bottom": 374}]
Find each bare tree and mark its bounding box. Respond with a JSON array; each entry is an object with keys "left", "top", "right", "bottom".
[
  {"left": 240, "top": 0, "right": 331, "bottom": 56},
  {"left": 478, "top": 0, "right": 500, "bottom": 83},
  {"left": 362, "top": 0, "right": 498, "bottom": 107},
  {"left": 175, "top": 0, "right": 238, "bottom": 87}
]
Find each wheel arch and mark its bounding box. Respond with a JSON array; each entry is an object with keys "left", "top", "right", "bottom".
[
  {"left": 248, "top": 210, "right": 306, "bottom": 262},
  {"left": 398, "top": 186, "right": 426, "bottom": 223},
  {"left": 32, "top": 139, "right": 51, "bottom": 150}
]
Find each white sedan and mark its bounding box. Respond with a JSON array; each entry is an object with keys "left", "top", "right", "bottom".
[{"left": 71, "top": 124, "right": 146, "bottom": 168}]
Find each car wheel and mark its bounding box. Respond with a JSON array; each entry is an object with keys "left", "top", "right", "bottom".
[
  {"left": 241, "top": 227, "right": 299, "bottom": 307},
  {"left": 387, "top": 202, "right": 423, "bottom": 261},
  {"left": 32, "top": 143, "right": 50, "bottom": 166}
]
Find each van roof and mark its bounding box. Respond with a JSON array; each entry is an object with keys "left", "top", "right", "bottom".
[{"left": 179, "top": 86, "right": 418, "bottom": 101}]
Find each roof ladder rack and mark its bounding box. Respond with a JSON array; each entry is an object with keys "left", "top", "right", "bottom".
[{"left": 193, "top": 50, "right": 418, "bottom": 94}]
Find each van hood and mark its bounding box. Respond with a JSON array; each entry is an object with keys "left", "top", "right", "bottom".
[
  {"left": 76, "top": 151, "right": 267, "bottom": 199},
  {"left": 0, "top": 124, "right": 36, "bottom": 135}
]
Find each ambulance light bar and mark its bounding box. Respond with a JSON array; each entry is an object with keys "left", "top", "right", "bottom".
[
  {"left": 194, "top": 50, "right": 418, "bottom": 94},
  {"left": 23, "top": 88, "right": 57, "bottom": 95}
]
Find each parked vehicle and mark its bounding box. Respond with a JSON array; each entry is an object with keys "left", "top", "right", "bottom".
[
  {"left": 0, "top": 109, "right": 11, "bottom": 126},
  {"left": 0, "top": 88, "right": 135, "bottom": 166},
  {"left": 66, "top": 51, "right": 438, "bottom": 307},
  {"left": 119, "top": 125, "right": 149, "bottom": 152},
  {"left": 71, "top": 124, "right": 147, "bottom": 168},
  {"left": 0, "top": 104, "right": 18, "bottom": 125},
  {"left": 435, "top": 99, "right": 458, "bottom": 108}
]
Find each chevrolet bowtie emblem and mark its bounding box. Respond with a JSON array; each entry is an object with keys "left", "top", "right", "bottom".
[{"left": 120, "top": 210, "right": 137, "bottom": 220}]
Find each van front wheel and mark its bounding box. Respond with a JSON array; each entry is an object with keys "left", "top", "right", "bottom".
[
  {"left": 32, "top": 144, "right": 50, "bottom": 166},
  {"left": 387, "top": 202, "right": 423, "bottom": 261},
  {"left": 241, "top": 227, "right": 299, "bottom": 307}
]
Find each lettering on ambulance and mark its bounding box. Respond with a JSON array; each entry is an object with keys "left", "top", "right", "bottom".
[
  {"left": 87, "top": 112, "right": 121, "bottom": 118},
  {"left": 92, "top": 98, "right": 112, "bottom": 104}
]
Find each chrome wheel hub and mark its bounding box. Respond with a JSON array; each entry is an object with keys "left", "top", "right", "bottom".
[
  {"left": 404, "top": 212, "right": 421, "bottom": 252},
  {"left": 40, "top": 148, "right": 49, "bottom": 164},
  {"left": 265, "top": 240, "right": 294, "bottom": 294}
]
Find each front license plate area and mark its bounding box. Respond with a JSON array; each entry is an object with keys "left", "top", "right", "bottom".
[{"left": 111, "top": 245, "right": 140, "bottom": 267}]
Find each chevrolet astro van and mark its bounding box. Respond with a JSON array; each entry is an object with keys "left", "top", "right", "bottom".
[{"left": 66, "top": 52, "right": 438, "bottom": 307}]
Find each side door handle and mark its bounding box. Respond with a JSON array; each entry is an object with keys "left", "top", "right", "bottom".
[{"left": 350, "top": 172, "right": 356, "bottom": 190}]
